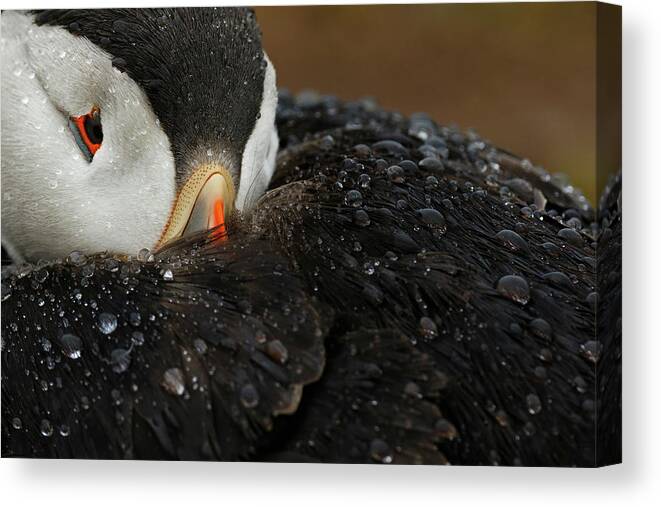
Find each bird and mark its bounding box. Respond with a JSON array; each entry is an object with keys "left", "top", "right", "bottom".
[
  {"left": 1, "top": 8, "right": 621, "bottom": 466},
  {"left": 1, "top": 8, "right": 278, "bottom": 262}
]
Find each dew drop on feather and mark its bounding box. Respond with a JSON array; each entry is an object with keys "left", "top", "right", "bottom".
[
  {"left": 369, "top": 438, "right": 393, "bottom": 464},
  {"left": 526, "top": 394, "right": 542, "bottom": 415},
  {"left": 497, "top": 275, "right": 530, "bottom": 305},
  {"left": 57, "top": 333, "right": 82, "bottom": 359},
  {"left": 98, "top": 312, "right": 118, "bottom": 335},
  {"left": 161, "top": 368, "right": 185, "bottom": 396},
  {"left": 240, "top": 383, "right": 260, "bottom": 408}
]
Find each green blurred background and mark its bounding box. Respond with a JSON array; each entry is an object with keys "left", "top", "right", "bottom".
[{"left": 256, "top": 2, "right": 617, "bottom": 205}]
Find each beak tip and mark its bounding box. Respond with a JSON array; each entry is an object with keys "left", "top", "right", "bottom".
[{"left": 157, "top": 165, "right": 234, "bottom": 248}]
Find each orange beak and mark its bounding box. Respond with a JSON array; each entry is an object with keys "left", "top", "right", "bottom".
[{"left": 156, "top": 164, "right": 236, "bottom": 249}]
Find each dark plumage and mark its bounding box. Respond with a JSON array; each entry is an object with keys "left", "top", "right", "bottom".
[
  {"left": 1, "top": 92, "right": 621, "bottom": 466},
  {"left": 596, "top": 174, "right": 622, "bottom": 466}
]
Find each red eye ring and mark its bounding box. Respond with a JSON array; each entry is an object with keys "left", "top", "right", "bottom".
[{"left": 69, "top": 106, "right": 103, "bottom": 161}]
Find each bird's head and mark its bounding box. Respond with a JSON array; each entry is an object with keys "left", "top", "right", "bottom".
[{"left": 1, "top": 8, "right": 278, "bottom": 262}]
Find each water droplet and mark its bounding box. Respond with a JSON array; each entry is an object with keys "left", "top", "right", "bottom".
[
  {"left": 425, "top": 175, "right": 439, "bottom": 188},
  {"left": 558, "top": 228, "right": 584, "bottom": 247},
  {"left": 362, "top": 283, "right": 384, "bottom": 306},
  {"left": 495, "top": 229, "right": 528, "bottom": 252},
  {"left": 354, "top": 209, "right": 370, "bottom": 227},
  {"left": 419, "top": 157, "right": 443, "bottom": 172},
  {"left": 534, "top": 366, "right": 547, "bottom": 380},
  {"left": 538, "top": 347, "right": 553, "bottom": 362},
  {"left": 369, "top": 438, "right": 393, "bottom": 463},
  {"left": 526, "top": 394, "right": 542, "bottom": 415},
  {"left": 542, "top": 271, "right": 572, "bottom": 288},
  {"left": 131, "top": 331, "right": 145, "bottom": 346},
  {"left": 372, "top": 139, "right": 408, "bottom": 157},
  {"left": 534, "top": 189, "right": 547, "bottom": 210},
  {"left": 137, "top": 248, "right": 154, "bottom": 262},
  {"left": 67, "top": 251, "right": 86, "bottom": 266},
  {"left": 110, "top": 389, "right": 123, "bottom": 405},
  {"left": 104, "top": 259, "right": 119, "bottom": 272},
  {"left": 128, "top": 312, "right": 141, "bottom": 327},
  {"left": 386, "top": 165, "right": 405, "bottom": 183},
  {"left": 495, "top": 410, "right": 509, "bottom": 427},
  {"left": 416, "top": 208, "right": 446, "bottom": 230},
  {"left": 404, "top": 381, "right": 421, "bottom": 397},
  {"left": 496, "top": 275, "right": 530, "bottom": 305},
  {"left": 582, "top": 399, "right": 595, "bottom": 412},
  {"left": 435, "top": 418, "right": 458, "bottom": 440},
  {"left": 240, "top": 383, "right": 259, "bottom": 408},
  {"left": 573, "top": 375, "right": 588, "bottom": 393},
  {"left": 34, "top": 268, "right": 49, "bottom": 283},
  {"left": 162, "top": 269, "right": 174, "bottom": 281},
  {"left": 345, "top": 189, "right": 363, "bottom": 208},
  {"left": 98, "top": 312, "right": 117, "bottom": 334},
  {"left": 59, "top": 424, "right": 70, "bottom": 437},
  {"left": 566, "top": 217, "right": 583, "bottom": 230},
  {"left": 580, "top": 340, "right": 602, "bottom": 363},
  {"left": 358, "top": 173, "right": 371, "bottom": 188},
  {"left": 57, "top": 333, "right": 82, "bottom": 359},
  {"left": 265, "top": 340, "right": 289, "bottom": 364},
  {"left": 541, "top": 242, "right": 561, "bottom": 257},
  {"left": 110, "top": 348, "right": 131, "bottom": 373},
  {"left": 41, "top": 337, "right": 52, "bottom": 352},
  {"left": 529, "top": 318, "right": 552, "bottom": 341},
  {"left": 161, "top": 368, "right": 185, "bottom": 396},
  {"left": 21, "top": 96, "right": 29, "bottom": 105},
  {"left": 586, "top": 292, "right": 597, "bottom": 309},
  {"left": 193, "top": 338, "right": 207, "bottom": 355},
  {"left": 81, "top": 263, "right": 95, "bottom": 278},
  {"left": 419, "top": 316, "right": 438, "bottom": 339},
  {"left": 319, "top": 135, "right": 335, "bottom": 150},
  {"left": 504, "top": 178, "right": 534, "bottom": 200},
  {"left": 385, "top": 251, "right": 399, "bottom": 261},
  {"left": 351, "top": 144, "right": 372, "bottom": 158},
  {"left": 40, "top": 419, "right": 53, "bottom": 437},
  {"left": 11, "top": 417, "right": 22, "bottom": 430}
]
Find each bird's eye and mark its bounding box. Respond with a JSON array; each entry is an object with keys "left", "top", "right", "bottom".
[{"left": 68, "top": 107, "right": 103, "bottom": 162}]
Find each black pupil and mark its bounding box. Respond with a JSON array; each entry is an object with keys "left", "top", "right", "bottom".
[{"left": 83, "top": 112, "right": 103, "bottom": 144}]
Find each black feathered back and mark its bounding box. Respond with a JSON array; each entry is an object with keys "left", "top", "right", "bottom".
[{"left": 2, "top": 93, "right": 620, "bottom": 465}]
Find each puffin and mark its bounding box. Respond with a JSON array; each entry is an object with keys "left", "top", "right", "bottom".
[{"left": 1, "top": 8, "right": 621, "bottom": 466}]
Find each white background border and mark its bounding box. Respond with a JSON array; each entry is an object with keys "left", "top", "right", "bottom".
[{"left": 2, "top": 0, "right": 659, "bottom": 505}]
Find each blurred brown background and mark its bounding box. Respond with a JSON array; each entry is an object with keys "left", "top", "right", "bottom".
[{"left": 256, "top": 2, "right": 618, "bottom": 204}]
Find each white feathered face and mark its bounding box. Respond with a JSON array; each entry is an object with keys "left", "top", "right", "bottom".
[
  {"left": 2, "top": 11, "right": 176, "bottom": 261},
  {"left": 1, "top": 10, "right": 278, "bottom": 262}
]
